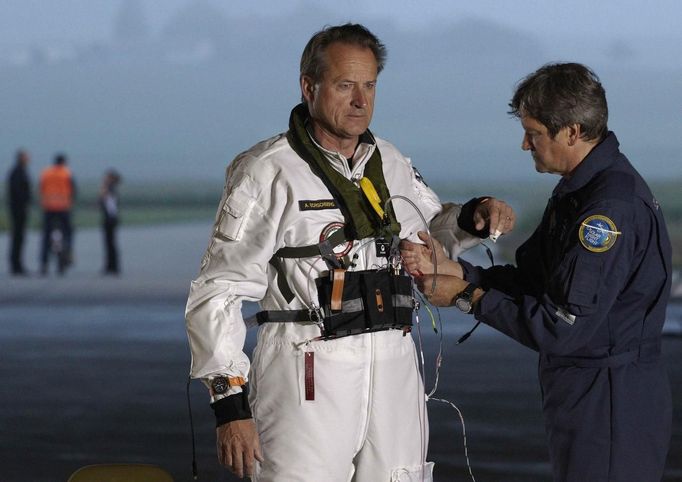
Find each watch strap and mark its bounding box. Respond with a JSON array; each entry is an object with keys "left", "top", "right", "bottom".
[
  {"left": 455, "top": 282, "right": 478, "bottom": 314},
  {"left": 210, "top": 376, "right": 246, "bottom": 396},
  {"left": 461, "top": 283, "right": 477, "bottom": 300}
]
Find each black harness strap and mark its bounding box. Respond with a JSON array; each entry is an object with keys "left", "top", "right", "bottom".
[
  {"left": 274, "top": 229, "right": 348, "bottom": 259},
  {"left": 269, "top": 229, "right": 350, "bottom": 303},
  {"left": 270, "top": 256, "right": 296, "bottom": 304},
  {"left": 257, "top": 310, "right": 312, "bottom": 324}
]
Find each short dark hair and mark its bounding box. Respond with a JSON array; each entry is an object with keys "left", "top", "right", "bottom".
[
  {"left": 54, "top": 153, "right": 67, "bottom": 165},
  {"left": 15, "top": 149, "right": 28, "bottom": 164},
  {"left": 509, "top": 62, "right": 608, "bottom": 141},
  {"left": 300, "top": 23, "right": 387, "bottom": 85}
]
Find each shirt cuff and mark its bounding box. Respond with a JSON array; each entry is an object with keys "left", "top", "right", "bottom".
[
  {"left": 458, "top": 258, "right": 485, "bottom": 287},
  {"left": 457, "top": 197, "right": 491, "bottom": 238}
]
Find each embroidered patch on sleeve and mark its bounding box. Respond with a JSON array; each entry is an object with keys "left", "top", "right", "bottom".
[{"left": 579, "top": 215, "right": 621, "bottom": 252}]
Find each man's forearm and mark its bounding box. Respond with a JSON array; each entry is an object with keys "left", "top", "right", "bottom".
[{"left": 432, "top": 258, "right": 463, "bottom": 277}]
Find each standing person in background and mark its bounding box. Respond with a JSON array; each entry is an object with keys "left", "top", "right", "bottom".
[
  {"left": 100, "top": 169, "right": 121, "bottom": 275},
  {"left": 39, "top": 153, "right": 76, "bottom": 275},
  {"left": 6, "top": 149, "right": 32, "bottom": 275},
  {"left": 404, "top": 62, "right": 672, "bottom": 482}
]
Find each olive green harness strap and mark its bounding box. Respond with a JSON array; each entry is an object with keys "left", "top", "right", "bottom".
[
  {"left": 272, "top": 104, "right": 402, "bottom": 304},
  {"left": 286, "top": 103, "right": 401, "bottom": 239}
]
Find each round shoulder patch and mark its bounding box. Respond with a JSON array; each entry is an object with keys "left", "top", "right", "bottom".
[{"left": 579, "top": 215, "right": 620, "bottom": 252}]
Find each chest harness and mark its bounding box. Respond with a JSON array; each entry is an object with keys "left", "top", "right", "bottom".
[{"left": 256, "top": 104, "right": 415, "bottom": 339}]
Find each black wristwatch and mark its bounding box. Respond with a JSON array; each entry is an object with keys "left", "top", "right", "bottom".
[
  {"left": 211, "top": 376, "right": 230, "bottom": 395},
  {"left": 454, "top": 283, "right": 477, "bottom": 314},
  {"left": 210, "top": 376, "right": 246, "bottom": 396}
]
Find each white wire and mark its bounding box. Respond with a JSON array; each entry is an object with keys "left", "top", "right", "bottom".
[
  {"left": 386, "top": 195, "right": 430, "bottom": 482},
  {"left": 302, "top": 194, "right": 474, "bottom": 481},
  {"left": 304, "top": 256, "right": 326, "bottom": 310},
  {"left": 429, "top": 397, "right": 477, "bottom": 482},
  {"left": 412, "top": 303, "right": 428, "bottom": 482},
  {"left": 303, "top": 236, "right": 391, "bottom": 307},
  {"left": 384, "top": 194, "right": 478, "bottom": 482},
  {"left": 384, "top": 194, "right": 438, "bottom": 285},
  {"left": 414, "top": 289, "right": 444, "bottom": 399},
  {"left": 384, "top": 194, "right": 441, "bottom": 482}
]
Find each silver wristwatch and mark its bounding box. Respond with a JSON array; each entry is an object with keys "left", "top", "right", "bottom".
[{"left": 454, "top": 283, "right": 477, "bottom": 314}]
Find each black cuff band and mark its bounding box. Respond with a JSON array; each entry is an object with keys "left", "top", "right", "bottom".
[
  {"left": 210, "top": 384, "right": 252, "bottom": 427},
  {"left": 458, "top": 197, "right": 491, "bottom": 238}
]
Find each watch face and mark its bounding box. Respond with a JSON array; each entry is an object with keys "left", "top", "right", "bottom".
[
  {"left": 212, "top": 377, "right": 229, "bottom": 395},
  {"left": 455, "top": 298, "right": 472, "bottom": 313}
]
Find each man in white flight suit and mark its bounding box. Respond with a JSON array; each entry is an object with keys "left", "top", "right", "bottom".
[{"left": 185, "top": 23, "right": 515, "bottom": 481}]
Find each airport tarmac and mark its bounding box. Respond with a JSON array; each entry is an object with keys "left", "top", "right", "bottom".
[{"left": 1, "top": 223, "right": 680, "bottom": 481}]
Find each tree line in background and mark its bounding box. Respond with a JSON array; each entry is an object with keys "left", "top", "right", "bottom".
[{"left": 1, "top": 179, "right": 681, "bottom": 267}]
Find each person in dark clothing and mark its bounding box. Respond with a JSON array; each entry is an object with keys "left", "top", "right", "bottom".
[
  {"left": 99, "top": 169, "right": 121, "bottom": 275},
  {"left": 402, "top": 63, "right": 672, "bottom": 482},
  {"left": 6, "top": 149, "right": 32, "bottom": 275}
]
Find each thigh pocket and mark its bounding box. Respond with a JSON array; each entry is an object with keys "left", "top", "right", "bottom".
[{"left": 390, "top": 462, "right": 434, "bottom": 482}]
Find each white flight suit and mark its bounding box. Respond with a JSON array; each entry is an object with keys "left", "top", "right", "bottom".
[{"left": 185, "top": 131, "right": 480, "bottom": 481}]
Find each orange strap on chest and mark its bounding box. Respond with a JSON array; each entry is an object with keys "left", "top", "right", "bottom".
[{"left": 330, "top": 269, "right": 346, "bottom": 311}]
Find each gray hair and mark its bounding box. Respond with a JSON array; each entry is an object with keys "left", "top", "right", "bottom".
[
  {"left": 509, "top": 62, "right": 608, "bottom": 141},
  {"left": 300, "top": 23, "right": 387, "bottom": 103}
]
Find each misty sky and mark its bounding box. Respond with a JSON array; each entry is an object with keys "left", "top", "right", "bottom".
[
  {"left": 1, "top": 0, "right": 681, "bottom": 184},
  {"left": 3, "top": 0, "right": 682, "bottom": 43}
]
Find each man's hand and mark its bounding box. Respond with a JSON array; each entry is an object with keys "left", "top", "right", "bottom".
[
  {"left": 415, "top": 274, "right": 470, "bottom": 306},
  {"left": 473, "top": 198, "right": 516, "bottom": 238},
  {"left": 217, "top": 419, "right": 264, "bottom": 479},
  {"left": 400, "top": 232, "right": 462, "bottom": 277}
]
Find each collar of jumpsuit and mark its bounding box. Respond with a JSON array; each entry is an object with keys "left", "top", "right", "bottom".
[
  {"left": 554, "top": 132, "right": 619, "bottom": 196},
  {"left": 286, "top": 103, "right": 401, "bottom": 241}
]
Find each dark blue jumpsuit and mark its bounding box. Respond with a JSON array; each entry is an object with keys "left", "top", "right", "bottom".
[{"left": 461, "top": 132, "right": 672, "bottom": 481}]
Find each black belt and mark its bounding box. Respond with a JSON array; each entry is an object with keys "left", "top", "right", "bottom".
[
  {"left": 257, "top": 295, "right": 415, "bottom": 326},
  {"left": 256, "top": 310, "right": 314, "bottom": 325},
  {"left": 544, "top": 339, "right": 661, "bottom": 368}
]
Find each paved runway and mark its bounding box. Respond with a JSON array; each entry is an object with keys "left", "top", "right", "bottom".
[{"left": 1, "top": 223, "right": 681, "bottom": 481}]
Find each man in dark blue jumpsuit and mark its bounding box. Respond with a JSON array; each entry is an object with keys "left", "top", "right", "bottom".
[{"left": 405, "top": 63, "right": 672, "bottom": 481}]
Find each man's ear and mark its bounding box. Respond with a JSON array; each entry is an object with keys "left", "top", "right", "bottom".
[
  {"left": 566, "top": 123, "right": 582, "bottom": 146},
  {"left": 301, "top": 75, "right": 316, "bottom": 104}
]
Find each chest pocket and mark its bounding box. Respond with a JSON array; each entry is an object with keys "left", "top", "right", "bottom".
[{"left": 216, "top": 188, "right": 256, "bottom": 242}]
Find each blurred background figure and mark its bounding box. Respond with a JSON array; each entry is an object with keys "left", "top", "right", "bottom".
[
  {"left": 39, "top": 153, "right": 76, "bottom": 276},
  {"left": 6, "top": 149, "right": 32, "bottom": 275},
  {"left": 100, "top": 169, "right": 121, "bottom": 275}
]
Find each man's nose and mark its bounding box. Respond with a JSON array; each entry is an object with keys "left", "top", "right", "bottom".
[
  {"left": 521, "top": 134, "right": 532, "bottom": 151},
  {"left": 352, "top": 87, "right": 368, "bottom": 107}
]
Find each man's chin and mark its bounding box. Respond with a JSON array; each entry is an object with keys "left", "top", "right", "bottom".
[
  {"left": 341, "top": 127, "right": 369, "bottom": 139},
  {"left": 345, "top": 118, "right": 370, "bottom": 132}
]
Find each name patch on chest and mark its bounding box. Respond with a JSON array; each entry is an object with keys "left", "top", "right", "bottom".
[
  {"left": 298, "top": 199, "right": 339, "bottom": 211},
  {"left": 579, "top": 214, "right": 621, "bottom": 252}
]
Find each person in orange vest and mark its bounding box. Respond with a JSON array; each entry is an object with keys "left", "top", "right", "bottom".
[{"left": 39, "top": 153, "right": 76, "bottom": 275}]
